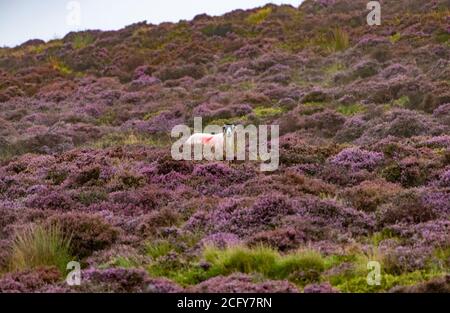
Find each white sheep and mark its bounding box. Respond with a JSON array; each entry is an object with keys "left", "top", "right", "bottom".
[{"left": 185, "top": 125, "right": 236, "bottom": 160}]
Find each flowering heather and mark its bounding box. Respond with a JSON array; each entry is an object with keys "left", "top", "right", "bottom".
[
  {"left": 200, "top": 233, "right": 242, "bottom": 249},
  {"left": 0, "top": 0, "right": 449, "bottom": 293},
  {"left": 188, "top": 274, "right": 299, "bottom": 293},
  {"left": 303, "top": 282, "right": 339, "bottom": 293},
  {"left": 329, "top": 147, "right": 384, "bottom": 171}
]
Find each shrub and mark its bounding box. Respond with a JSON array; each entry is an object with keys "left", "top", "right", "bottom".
[
  {"left": 330, "top": 147, "right": 384, "bottom": 171},
  {"left": 75, "top": 268, "right": 182, "bottom": 293},
  {"left": 188, "top": 273, "right": 298, "bottom": 293},
  {"left": 201, "top": 24, "right": 233, "bottom": 37},
  {"left": 253, "top": 106, "right": 284, "bottom": 118},
  {"left": 316, "top": 28, "right": 350, "bottom": 53},
  {"left": 136, "top": 208, "right": 180, "bottom": 238},
  {"left": 74, "top": 166, "right": 101, "bottom": 186},
  {"left": 46, "top": 213, "right": 119, "bottom": 258},
  {"left": 146, "top": 240, "right": 174, "bottom": 259},
  {"left": 48, "top": 56, "right": 72, "bottom": 75},
  {"left": 247, "top": 222, "right": 325, "bottom": 252},
  {"left": 10, "top": 224, "right": 72, "bottom": 273},
  {"left": 340, "top": 180, "right": 402, "bottom": 212},
  {"left": 303, "top": 282, "right": 339, "bottom": 293},
  {"left": 382, "top": 157, "right": 432, "bottom": 187},
  {"left": 0, "top": 266, "right": 62, "bottom": 292},
  {"left": 272, "top": 250, "right": 325, "bottom": 284},
  {"left": 246, "top": 7, "right": 272, "bottom": 25},
  {"left": 214, "top": 194, "right": 295, "bottom": 236},
  {"left": 72, "top": 33, "right": 95, "bottom": 49},
  {"left": 200, "top": 233, "right": 241, "bottom": 250},
  {"left": 335, "top": 117, "right": 367, "bottom": 142},
  {"left": 204, "top": 245, "right": 278, "bottom": 277},
  {"left": 390, "top": 275, "right": 450, "bottom": 293},
  {"left": 376, "top": 190, "right": 437, "bottom": 225},
  {"left": 25, "top": 189, "right": 76, "bottom": 211},
  {"left": 303, "top": 109, "right": 346, "bottom": 137},
  {"left": 336, "top": 103, "right": 365, "bottom": 116}
]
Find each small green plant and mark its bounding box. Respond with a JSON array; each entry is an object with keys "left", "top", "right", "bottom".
[
  {"left": 219, "top": 55, "right": 237, "bottom": 64},
  {"left": 89, "top": 132, "right": 170, "bottom": 149},
  {"left": 99, "top": 256, "right": 141, "bottom": 269},
  {"left": 146, "top": 240, "right": 174, "bottom": 259},
  {"left": 324, "top": 62, "right": 345, "bottom": 74},
  {"left": 392, "top": 95, "right": 410, "bottom": 108},
  {"left": 239, "top": 80, "right": 256, "bottom": 91},
  {"left": 203, "top": 245, "right": 325, "bottom": 285},
  {"left": 201, "top": 24, "right": 233, "bottom": 37},
  {"left": 253, "top": 106, "right": 284, "bottom": 118},
  {"left": 314, "top": 28, "right": 350, "bottom": 53},
  {"left": 97, "top": 109, "right": 117, "bottom": 126},
  {"left": 10, "top": 224, "right": 72, "bottom": 273},
  {"left": 49, "top": 56, "right": 72, "bottom": 75},
  {"left": 76, "top": 190, "right": 108, "bottom": 206},
  {"left": 336, "top": 103, "right": 365, "bottom": 116},
  {"left": 329, "top": 28, "right": 350, "bottom": 52},
  {"left": 246, "top": 7, "right": 272, "bottom": 25},
  {"left": 390, "top": 32, "right": 401, "bottom": 44},
  {"left": 72, "top": 33, "right": 95, "bottom": 49}
]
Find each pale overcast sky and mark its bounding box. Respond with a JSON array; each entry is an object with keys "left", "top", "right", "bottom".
[{"left": 0, "top": 0, "right": 304, "bottom": 47}]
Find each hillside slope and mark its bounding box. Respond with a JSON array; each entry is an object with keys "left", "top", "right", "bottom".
[{"left": 0, "top": 0, "right": 449, "bottom": 292}]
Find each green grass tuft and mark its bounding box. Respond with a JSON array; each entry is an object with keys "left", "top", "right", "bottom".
[
  {"left": 246, "top": 7, "right": 272, "bottom": 25},
  {"left": 203, "top": 245, "right": 325, "bottom": 286},
  {"left": 10, "top": 224, "right": 72, "bottom": 273},
  {"left": 336, "top": 103, "right": 365, "bottom": 116},
  {"left": 253, "top": 106, "right": 284, "bottom": 118},
  {"left": 72, "top": 33, "right": 95, "bottom": 49}
]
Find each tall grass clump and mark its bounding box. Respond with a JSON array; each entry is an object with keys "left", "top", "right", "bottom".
[
  {"left": 315, "top": 28, "right": 350, "bottom": 53},
  {"left": 10, "top": 224, "right": 72, "bottom": 273},
  {"left": 246, "top": 7, "right": 272, "bottom": 25},
  {"left": 203, "top": 245, "right": 325, "bottom": 285},
  {"left": 329, "top": 28, "right": 349, "bottom": 52},
  {"left": 72, "top": 33, "right": 95, "bottom": 49}
]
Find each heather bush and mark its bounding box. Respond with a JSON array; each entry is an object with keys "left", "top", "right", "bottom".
[
  {"left": 156, "top": 64, "right": 205, "bottom": 81},
  {"left": 358, "top": 109, "right": 446, "bottom": 143},
  {"left": 188, "top": 273, "right": 298, "bottom": 293},
  {"left": 217, "top": 194, "right": 296, "bottom": 236},
  {"left": 0, "top": 266, "right": 62, "bottom": 293},
  {"left": 335, "top": 116, "right": 367, "bottom": 142},
  {"left": 200, "top": 233, "right": 242, "bottom": 250},
  {"left": 46, "top": 213, "right": 119, "bottom": 258},
  {"left": 75, "top": 268, "right": 180, "bottom": 293},
  {"left": 86, "top": 244, "right": 151, "bottom": 269},
  {"left": 381, "top": 157, "right": 435, "bottom": 187},
  {"left": 247, "top": 218, "right": 328, "bottom": 252},
  {"left": 433, "top": 103, "right": 450, "bottom": 125},
  {"left": 303, "top": 109, "right": 346, "bottom": 137},
  {"left": 389, "top": 275, "right": 450, "bottom": 293},
  {"left": 329, "top": 147, "right": 384, "bottom": 171},
  {"left": 380, "top": 245, "right": 433, "bottom": 275},
  {"left": 376, "top": 190, "right": 438, "bottom": 226},
  {"left": 136, "top": 208, "right": 180, "bottom": 238},
  {"left": 156, "top": 156, "right": 193, "bottom": 175},
  {"left": 303, "top": 282, "right": 339, "bottom": 293},
  {"left": 106, "top": 186, "right": 171, "bottom": 215},
  {"left": 298, "top": 196, "right": 375, "bottom": 235},
  {"left": 340, "top": 180, "right": 402, "bottom": 212}
]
